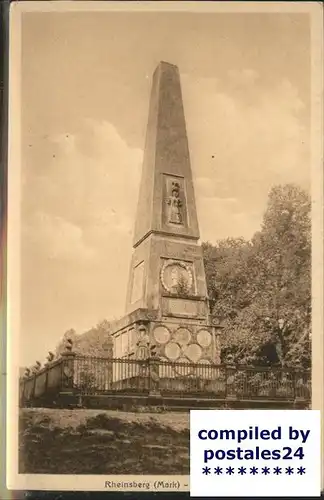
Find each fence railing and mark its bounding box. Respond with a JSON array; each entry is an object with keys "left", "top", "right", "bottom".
[
  {"left": 20, "top": 357, "right": 65, "bottom": 405},
  {"left": 19, "top": 352, "right": 311, "bottom": 406}
]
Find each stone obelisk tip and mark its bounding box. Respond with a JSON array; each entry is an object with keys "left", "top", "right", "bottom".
[{"left": 157, "top": 60, "right": 179, "bottom": 69}]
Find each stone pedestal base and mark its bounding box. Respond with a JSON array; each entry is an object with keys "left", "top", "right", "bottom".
[{"left": 111, "top": 308, "right": 221, "bottom": 366}]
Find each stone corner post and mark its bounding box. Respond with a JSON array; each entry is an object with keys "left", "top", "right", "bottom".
[{"left": 60, "top": 339, "right": 76, "bottom": 394}]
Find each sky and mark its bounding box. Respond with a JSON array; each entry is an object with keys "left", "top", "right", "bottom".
[{"left": 18, "top": 10, "right": 310, "bottom": 366}]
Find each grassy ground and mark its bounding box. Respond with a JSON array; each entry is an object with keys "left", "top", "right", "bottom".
[{"left": 19, "top": 408, "right": 190, "bottom": 474}]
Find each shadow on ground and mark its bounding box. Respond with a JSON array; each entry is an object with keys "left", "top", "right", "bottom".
[{"left": 19, "top": 408, "right": 190, "bottom": 474}]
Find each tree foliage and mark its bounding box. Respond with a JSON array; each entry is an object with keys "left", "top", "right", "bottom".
[
  {"left": 54, "top": 320, "right": 112, "bottom": 358},
  {"left": 203, "top": 184, "right": 311, "bottom": 368}
]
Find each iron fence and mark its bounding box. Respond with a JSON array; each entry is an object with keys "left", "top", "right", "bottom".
[{"left": 19, "top": 353, "right": 311, "bottom": 405}]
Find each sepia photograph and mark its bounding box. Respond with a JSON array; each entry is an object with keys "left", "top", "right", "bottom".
[{"left": 6, "top": 0, "right": 323, "bottom": 492}]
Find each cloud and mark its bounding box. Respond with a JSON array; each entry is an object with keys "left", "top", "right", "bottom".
[
  {"left": 23, "top": 74, "right": 309, "bottom": 255},
  {"left": 21, "top": 122, "right": 143, "bottom": 348},
  {"left": 195, "top": 176, "right": 225, "bottom": 199},
  {"left": 228, "top": 68, "right": 260, "bottom": 85},
  {"left": 197, "top": 196, "right": 260, "bottom": 242},
  {"left": 23, "top": 120, "right": 143, "bottom": 260},
  {"left": 181, "top": 72, "right": 309, "bottom": 239},
  {"left": 23, "top": 212, "right": 96, "bottom": 261}
]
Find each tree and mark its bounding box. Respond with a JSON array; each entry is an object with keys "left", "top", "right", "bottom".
[
  {"left": 54, "top": 320, "right": 113, "bottom": 358},
  {"left": 203, "top": 184, "right": 311, "bottom": 368}
]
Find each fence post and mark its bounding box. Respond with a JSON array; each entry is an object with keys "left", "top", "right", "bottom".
[
  {"left": 293, "top": 364, "right": 306, "bottom": 406},
  {"left": 61, "top": 339, "right": 76, "bottom": 397},
  {"left": 31, "top": 371, "right": 37, "bottom": 405},
  {"left": 103, "top": 338, "right": 113, "bottom": 391},
  {"left": 225, "top": 357, "right": 237, "bottom": 402},
  {"left": 30, "top": 362, "right": 41, "bottom": 404},
  {"left": 293, "top": 368, "right": 297, "bottom": 401},
  {"left": 22, "top": 368, "right": 31, "bottom": 406},
  {"left": 20, "top": 377, "right": 26, "bottom": 407},
  {"left": 148, "top": 345, "right": 161, "bottom": 397},
  {"left": 44, "top": 359, "right": 50, "bottom": 396}
]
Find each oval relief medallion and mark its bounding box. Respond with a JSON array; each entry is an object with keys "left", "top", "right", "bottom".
[
  {"left": 153, "top": 326, "right": 171, "bottom": 344},
  {"left": 197, "top": 329, "right": 212, "bottom": 348},
  {"left": 164, "top": 342, "right": 181, "bottom": 361},
  {"left": 160, "top": 260, "right": 193, "bottom": 295},
  {"left": 174, "top": 327, "right": 191, "bottom": 346},
  {"left": 183, "top": 343, "right": 202, "bottom": 363}
]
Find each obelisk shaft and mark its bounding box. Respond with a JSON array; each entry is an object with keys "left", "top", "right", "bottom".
[
  {"left": 112, "top": 61, "right": 220, "bottom": 367},
  {"left": 133, "top": 61, "right": 200, "bottom": 248}
]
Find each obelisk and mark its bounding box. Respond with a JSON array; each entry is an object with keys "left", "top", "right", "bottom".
[{"left": 111, "top": 62, "right": 221, "bottom": 367}]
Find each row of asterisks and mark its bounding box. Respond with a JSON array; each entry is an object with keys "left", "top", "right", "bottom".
[{"left": 202, "top": 466, "right": 306, "bottom": 476}]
